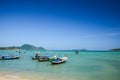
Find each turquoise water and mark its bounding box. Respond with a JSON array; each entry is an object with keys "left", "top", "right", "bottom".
[{"left": 0, "top": 50, "right": 120, "bottom": 80}]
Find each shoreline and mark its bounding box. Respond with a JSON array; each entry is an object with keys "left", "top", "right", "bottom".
[
  {"left": 0, "top": 74, "right": 30, "bottom": 80},
  {"left": 0, "top": 71, "right": 30, "bottom": 80}
]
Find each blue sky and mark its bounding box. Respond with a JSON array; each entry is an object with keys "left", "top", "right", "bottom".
[{"left": 0, "top": 0, "right": 120, "bottom": 50}]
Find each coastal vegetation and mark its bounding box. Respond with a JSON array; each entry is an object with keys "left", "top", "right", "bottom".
[
  {"left": 0, "top": 44, "right": 46, "bottom": 51},
  {"left": 20, "top": 44, "right": 46, "bottom": 50},
  {"left": 110, "top": 48, "right": 120, "bottom": 51},
  {"left": 0, "top": 46, "right": 20, "bottom": 50}
]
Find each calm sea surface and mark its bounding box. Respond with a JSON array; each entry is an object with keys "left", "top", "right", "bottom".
[{"left": 0, "top": 50, "right": 120, "bottom": 80}]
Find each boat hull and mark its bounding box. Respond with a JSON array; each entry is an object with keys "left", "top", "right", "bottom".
[
  {"left": 52, "top": 60, "right": 66, "bottom": 64},
  {"left": 0, "top": 56, "right": 20, "bottom": 60},
  {"left": 38, "top": 58, "right": 49, "bottom": 62},
  {"left": 31, "top": 56, "right": 49, "bottom": 61}
]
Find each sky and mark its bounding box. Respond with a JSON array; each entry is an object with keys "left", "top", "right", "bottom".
[{"left": 0, "top": 0, "right": 120, "bottom": 50}]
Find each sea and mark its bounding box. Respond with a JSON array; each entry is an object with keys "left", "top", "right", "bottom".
[{"left": 0, "top": 50, "right": 120, "bottom": 80}]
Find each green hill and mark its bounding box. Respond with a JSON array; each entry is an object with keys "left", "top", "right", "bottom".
[
  {"left": 20, "top": 44, "right": 46, "bottom": 51},
  {"left": 110, "top": 48, "right": 120, "bottom": 51}
]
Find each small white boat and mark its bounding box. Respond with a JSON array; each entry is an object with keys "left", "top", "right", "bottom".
[{"left": 51, "top": 57, "right": 68, "bottom": 64}]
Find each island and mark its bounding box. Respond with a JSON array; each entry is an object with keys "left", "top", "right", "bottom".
[
  {"left": 0, "top": 44, "right": 46, "bottom": 51},
  {"left": 110, "top": 48, "right": 120, "bottom": 51}
]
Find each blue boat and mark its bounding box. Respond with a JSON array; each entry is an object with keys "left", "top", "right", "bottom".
[{"left": 0, "top": 55, "right": 20, "bottom": 60}]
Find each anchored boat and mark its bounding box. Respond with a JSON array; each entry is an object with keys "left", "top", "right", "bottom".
[
  {"left": 51, "top": 57, "right": 68, "bottom": 64},
  {"left": 0, "top": 55, "right": 20, "bottom": 60}
]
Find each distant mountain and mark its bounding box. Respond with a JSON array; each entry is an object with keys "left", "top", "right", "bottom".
[
  {"left": 20, "top": 44, "right": 37, "bottom": 50},
  {"left": 38, "top": 47, "right": 46, "bottom": 50},
  {"left": 110, "top": 48, "right": 120, "bottom": 51},
  {"left": 20, "top": 44, "right": 46, "bottom": 51},
  {"left": 0, "top": 46, "right": 20, "bottom": 50},
  {"left": 72, "top": 49, "right": 87, "bottom": 51},
  {"left": 80, "top": 49, "right": 87, "bottom": 51},
  {"left": 0, "top": 44, "right": 46, "bottom": 51}
]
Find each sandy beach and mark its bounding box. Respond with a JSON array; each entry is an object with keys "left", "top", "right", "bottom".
[{"left": 0, "top": 74, "right": 30, "bottom": 80}]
